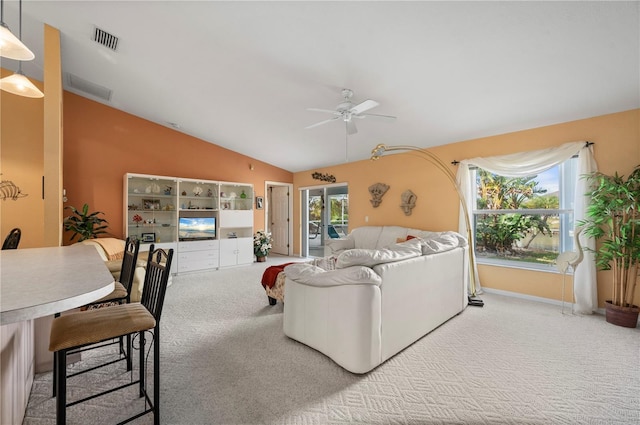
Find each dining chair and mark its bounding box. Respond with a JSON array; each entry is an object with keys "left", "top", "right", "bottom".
[{"left": 2, "top": 227, "right": 21, "bottom": 249}]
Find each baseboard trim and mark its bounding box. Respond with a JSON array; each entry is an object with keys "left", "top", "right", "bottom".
[
  {"left": 481, "top": 287, "right": 575, "bottom": 308},
  {"left": 480, "top": 288, "right": 615, "bottom": 317}
]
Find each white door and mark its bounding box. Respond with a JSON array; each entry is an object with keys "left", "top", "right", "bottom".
[{"left": 270, "top": 186, "right": 289, "bottom": 255}]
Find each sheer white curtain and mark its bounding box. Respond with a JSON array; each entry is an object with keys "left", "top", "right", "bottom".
[{"left": 456, "top": 141, "right": 598, "bottom": 313}]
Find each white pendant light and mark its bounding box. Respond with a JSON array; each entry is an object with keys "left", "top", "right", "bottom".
[
  {"left": 0, "top": 0, "right": 34, "bottom": 60},
  {"left": 0, "top": 64, "right": 43, "bottom": 98},
  {"left": 0, "top": 22, "right": 34, "bottom": 60},
  {"left": 0, "top": 0, "right": 42, "bottom": 98}
]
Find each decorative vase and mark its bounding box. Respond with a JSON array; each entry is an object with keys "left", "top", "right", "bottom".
[
  {"left": 605, "top": 301, "right": 639, "bottom": 328},
  {"left": 256, "top": 256, "right": 266, "bottom": 262}
]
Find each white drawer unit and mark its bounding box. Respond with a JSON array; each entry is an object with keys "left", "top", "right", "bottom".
[{"left": 177, "top": 240, "right": 219, "bottom": 273}]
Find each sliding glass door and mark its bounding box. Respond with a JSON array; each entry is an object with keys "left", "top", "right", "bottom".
[{"left": 300, "top": 184, "right": 348, "bottom": 257}]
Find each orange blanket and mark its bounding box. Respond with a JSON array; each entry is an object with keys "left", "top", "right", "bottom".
[
  {"left": 261, "top": 262, "right": 294, "bottom": 289},
  {"left": 94, "top": 238, "right": 124, "bottom": 261}
]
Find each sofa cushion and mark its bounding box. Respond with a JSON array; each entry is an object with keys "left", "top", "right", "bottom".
[
  {"left": 335, "top": 238, "right": 423, "bottom": 268},
  {"left": 284, "top": 263, "right": 382, "bottom": 287},
  {"left": 349, "top": 226, "right": 436, "bottom": 250},
  {"left": 350, "top": 226, "right": 384, "bottom": 249},
  {"left": 326, "top": 237, "right": 355, "bottom": 254},
  {"left": 420, "top": 231, "right": 467, "bottom": 254}
]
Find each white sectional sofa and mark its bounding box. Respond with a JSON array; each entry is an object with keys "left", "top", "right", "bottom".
[{"left": 283, "top": 226, "right": 469, "bottom": 373}]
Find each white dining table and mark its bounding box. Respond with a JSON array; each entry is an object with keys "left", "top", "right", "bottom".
[{"left": 1, "top": 244, "right": 115, "bottom": 325}]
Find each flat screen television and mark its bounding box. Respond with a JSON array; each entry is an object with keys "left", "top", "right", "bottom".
[{"left": 178, "top": 216, "right": 216, "bottom": 241}]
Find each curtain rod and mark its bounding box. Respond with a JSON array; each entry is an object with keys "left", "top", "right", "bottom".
[{"left": 450, "top": 141, "right": 594, "bottom": 166}]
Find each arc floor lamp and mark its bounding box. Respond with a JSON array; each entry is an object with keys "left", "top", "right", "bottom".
[{"left": 371, "top": 143, "right": 484, "bottom": 307}]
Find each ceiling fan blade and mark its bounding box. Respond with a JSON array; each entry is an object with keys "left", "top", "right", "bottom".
[
  {"left": 346, "top": 119, "right": 357, "bottom": 135},
  {"left": 350, "top": 99, "right": 379, "bottom": 115},
  {"left": 358, "top": 113, "right": 397, "bottom": 121},
  {"left": 307, "top": 108, "right": 340, "bottom": 115},
  {"left": 305, "top": 116, "right": 340, "bottom": 129}
]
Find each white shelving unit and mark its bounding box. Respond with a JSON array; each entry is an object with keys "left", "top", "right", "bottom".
[
  {"left": 178, "top": 179, "right": 219, "bottom": 211},
  {"left": 219, "top": 182, "right": 254, "bottom": 268},
  {"left": 124, "top": 174, "right": 254, "bottom": 274},
  {"left": 176, "top": 178, "right": 219, "bottom": 273},
  {"left": 124, "top": 174, "right": 178, "bottom": 248}
]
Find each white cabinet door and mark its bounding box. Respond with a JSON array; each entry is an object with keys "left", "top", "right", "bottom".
[
  {"left": 219, "top": 210, "right": 253, "bottom": 228},
  {"left": 219, "top": 237, "right": 254, "bottom": 267},
  {"left": 219, "top": 239, "right": 239, "bottom": 267},
  {"left": 236, "top": 237, "right": 254, "bottom": 265}
]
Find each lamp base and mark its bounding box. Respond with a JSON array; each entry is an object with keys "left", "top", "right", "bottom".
[{"left": 468, "top": 295, "right": 484, "bottom": 307}]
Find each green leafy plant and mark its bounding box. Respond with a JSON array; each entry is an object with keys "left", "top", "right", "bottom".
[
  {"left": 580, "top": 166, "right": 640, "bottom": 307},
  {"left": 63, "top": 203, "right": 109, "bottom": 241}
]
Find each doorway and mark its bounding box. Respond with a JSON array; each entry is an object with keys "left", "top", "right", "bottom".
[
  {"left": 301, "top": 184, "right": 348, "bottom": 257},
  {"left": 265, "top": 182, "right": 293, "bottom": 256}
]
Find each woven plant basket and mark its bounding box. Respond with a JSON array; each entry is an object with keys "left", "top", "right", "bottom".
[{"left": 605, "top": 301, "right": 639, "bottom": 328}]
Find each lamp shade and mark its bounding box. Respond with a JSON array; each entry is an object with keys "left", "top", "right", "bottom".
[
  {"left": 0, "top": 23, "right": 34, "bottom": 60},
  {"left": 0, "top": 71, "right": 43, "bottom": 98}
]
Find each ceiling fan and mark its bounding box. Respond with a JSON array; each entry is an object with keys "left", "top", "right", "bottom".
[{"left": 305, "top": 89, "right": 396, "bottom": 135}]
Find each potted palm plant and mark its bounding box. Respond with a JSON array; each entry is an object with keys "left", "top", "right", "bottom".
[
  {"left": 580, "top": 166, "right": 640, "bottom": 327},
  {"left": 63, "top": 203, "right": 109, "bottom": 241}
]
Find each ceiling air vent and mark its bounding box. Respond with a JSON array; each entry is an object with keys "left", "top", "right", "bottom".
[
  {"left": 66, "top": 73, "right": 112, "bottom": 101},
  {"left": 93, "top": 27, "right": 119, "bottom": 51}
]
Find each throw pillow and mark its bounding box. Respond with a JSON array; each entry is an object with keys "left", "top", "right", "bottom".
[{"left": 396, "top": 234, "right": 418, "bottom": 243}]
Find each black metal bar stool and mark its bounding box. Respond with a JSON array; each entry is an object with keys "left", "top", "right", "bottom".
[
  {"left": 49, "top": 246, "right": 173, "bottom": 425},
  {"left": 52, "top": 237, "right": 141, "bottom": 396}
]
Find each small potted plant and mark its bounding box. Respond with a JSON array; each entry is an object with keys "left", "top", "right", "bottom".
[
  {"left": 580, "top": 165, "right": 640, "bottom": 327},
  {"left": 253, "top": 230, "right": 273, "bottom": 262},
  {"left": 132, "top": 214, "right": 143, "bottom": 227},
  {"left": 63, "top": 203, "right": 109, "bottom": 241}
]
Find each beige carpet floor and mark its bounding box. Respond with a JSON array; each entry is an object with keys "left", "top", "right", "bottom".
[{"left": 23, "top": 256, "right": 640, "bottom": 424}]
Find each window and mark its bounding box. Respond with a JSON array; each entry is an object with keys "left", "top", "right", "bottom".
[{"left": 472, "top": 157, "right": 578, "bottom": 270}]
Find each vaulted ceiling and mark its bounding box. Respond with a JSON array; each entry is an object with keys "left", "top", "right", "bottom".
[{"left": 5, "top": 1, "right": 639, "bottom": 172}]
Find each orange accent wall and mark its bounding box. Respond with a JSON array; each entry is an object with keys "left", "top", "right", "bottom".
[
  {"left": 62, "top": 92, "right": 293, "bottom": 244},
  {"left": 0, "top": 68, "right": 45, "bottom": 249},
  {"left": 292, "top": 109, "right": 640, "bottom": 307}
]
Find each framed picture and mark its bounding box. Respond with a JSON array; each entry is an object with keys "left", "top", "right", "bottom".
[
  {"left": 141, "top": 232, "right": 156, "bottom": 243},
  {"left": 143, "top": 199, "right": 161, "bottom": 210},
  {"left": 256, "top": 196, "right": 264, "bottom": 210}
]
